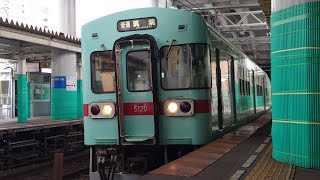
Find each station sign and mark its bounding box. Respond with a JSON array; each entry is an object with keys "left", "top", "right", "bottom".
[
  {"left": 34, "top": 84, "right": 50, "bottom": 101},
  {"left": 117, "top": 17, "right": 157, "bottom": 32}
]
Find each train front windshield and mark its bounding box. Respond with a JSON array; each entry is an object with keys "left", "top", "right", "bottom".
[
  {"left": 90, "top": 51, "right": 115, "bottom": 93},
  {"left": 160, "top": 44, "right": 211, "bottom": 90}
]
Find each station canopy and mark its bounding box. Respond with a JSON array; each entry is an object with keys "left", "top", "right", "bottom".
[
  {"left": 0, "top": 17, "right": 81, "bottom": 70},
  {"left": 172, "top": 0, "right": 271, "bottom": 73}
]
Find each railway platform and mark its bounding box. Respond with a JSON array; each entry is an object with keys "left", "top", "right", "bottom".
[
  {"left": 0, "top": 116, "right": 83, "bottom": 133},
  {"left": 0, "top": 117, "right": 84, "bottom": 173},
  {"left": 139, "top": 112, "right": 320, "bottom": 180}
]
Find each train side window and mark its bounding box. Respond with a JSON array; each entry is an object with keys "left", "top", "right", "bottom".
[
  {"left": 90, "top": 51, "right": 115, "bottom": 93},
  {"left": 160, "top": 44, "right": 211, "bottom": 90},
  {"left": 126, "top": 51, "right": 152, "bottom": 92},
  {"left": 248, "top": 81, "right": 251, "bottom": 95},
  {"left": 238, "top": 65, "right": 249, "bottom": 96},
  {"left": 239, "top": 78, "right": 243, "bottom": 95},
  {"left": 265, "top": 88, "right": 268, "bottom": 96}
]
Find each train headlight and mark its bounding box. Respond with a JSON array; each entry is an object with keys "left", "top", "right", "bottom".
[
  {"left": 89, "top": 102, "right": 115, "bottom": 118},
  {"left": 167, "top": 102, "right": 178, "bottom": 113},
  {"left": 102, "top": 105, "right": 113, "bottom": 115},
  {"left": 164, "top": 99, "right": 194, "bottom": 116}
]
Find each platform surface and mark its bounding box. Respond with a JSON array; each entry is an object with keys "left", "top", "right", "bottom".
[
  {"left": 0, "top": 116, "right": 83, "bottom": 133},
  {"left": 141, "top": 111, "right": 320, "bottom": 180},
  {"left": 149, "top": 112, "right": 272, "bottom": 177}
]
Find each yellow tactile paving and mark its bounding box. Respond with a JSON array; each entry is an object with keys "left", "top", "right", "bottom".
[{"left": 245, "top": 144, "right": 294, "bottom": 180}]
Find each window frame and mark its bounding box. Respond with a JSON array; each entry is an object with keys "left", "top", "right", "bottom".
[
  {"left": 238, "top": 64, "right": 252, "bottom": 96},
  {"left": 90, "top": 50, "right": 116, "bottom": 94},
  {"left": 125, "top": 50, "right": 152, "bottom": 92},
  {"left": 159, "top": 43, "right": 212, "bottom": 91}
]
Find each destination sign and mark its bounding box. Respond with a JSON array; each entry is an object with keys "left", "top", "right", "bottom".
[{"left": 117, "top": 17, "right": 157, "bottom": 32}]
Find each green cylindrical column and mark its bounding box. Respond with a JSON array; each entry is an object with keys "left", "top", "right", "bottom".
[
  {"left": 18, "top": 74, "right": 28, "bottom": 123},
  {"left": 77, "top": 79, "right": 83, "bottom": 118},
  {"left": 51, "top": 86, "right": 77, "bottom": 120},
  {"left": 271, "top": 1, "right": 320, "bottom": 168},
  {"left": 27, "top": 82, "right": 30, "bottom": 118},
  {"left": 51, "top": 49, "right": 77, "bottom": 120}
]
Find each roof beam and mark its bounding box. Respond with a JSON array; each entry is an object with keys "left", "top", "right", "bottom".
[
  {"left": 217, "top": 10, "right": 264, "bottom": 16},
  {"left": 0, "top": 26, "right": 81, "bottom": 53},
  {"left": 228, "top": 36, "right": 270, "bottom": 45},
  {"left": 220, "top": 26, "right": 269, "bottom": 32},
  {"left": 215, "top": 12, "right": 268, "bottom": 29},
  {"left": 217, "top": 23, "right": 267, "bottom": 28},
  {"left": 21, "top": 46, "right": 52, "bottom": 53},
  {"left": 11, "top": 53, "right": 51, "bottom": 61},
  {"left": 173, "top": 0, "right": 210, "bottom": 6},
  {"left": 190, "top": 3, "right": 260, "bottom": 10}
]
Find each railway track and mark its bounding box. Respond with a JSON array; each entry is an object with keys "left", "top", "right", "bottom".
[{"left": 0, "top": 150, "right": 89, "bottom": 180}]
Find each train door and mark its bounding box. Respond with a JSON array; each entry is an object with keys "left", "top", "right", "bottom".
[
  {"left": 219, "top": 52, "right": 235, "bottom": 128},
  {"left": 115, "top": 40, "right": 156, "bottom": 145}
]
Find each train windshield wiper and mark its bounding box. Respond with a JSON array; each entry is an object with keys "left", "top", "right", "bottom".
[{"left": 165, "top": 39, "right": 176, "bottom": 60}]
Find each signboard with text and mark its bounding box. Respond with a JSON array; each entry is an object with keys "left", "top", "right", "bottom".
[{"left": 117, "top": 17, "right": 157, "bottom": 32}]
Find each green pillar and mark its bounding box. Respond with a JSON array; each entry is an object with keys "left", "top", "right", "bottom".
[
  {"left": 51, "top": 50, "right": 77, "bottom": 120},
  {"left": 18, "top": 74, "right": 28, "bottom": 123},
  {"left": 51, "top": 77, "right": 77, "bottom": 120},
  {"left": 27, "top": 82, "right": 30, "bottom": 118},
  {"left": 271, "top": 1, "right": 320, "bottom": 168}
]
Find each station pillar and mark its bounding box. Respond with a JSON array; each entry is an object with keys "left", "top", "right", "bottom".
[
  {"left": 271, "top": 0, "right": 320, "bottom": 169},
  {"left": 27, "top": 81, "right": 30, "bottom": 118},
  {"left": 51, "top": 50, "right": 77, "bottom": 120},
  {"left": 17, "top": 57, "right": 28, "bottom": 123},
  {"left": 77, "top": 64, "right": 83, "bottom": 118},
  {"left": 154, "top": 0, "right": 173, "bottom": 7}
]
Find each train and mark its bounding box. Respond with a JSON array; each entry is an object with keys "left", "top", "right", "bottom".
[{"left": 81, "top": 7, "right": 271, "bottom": 178}]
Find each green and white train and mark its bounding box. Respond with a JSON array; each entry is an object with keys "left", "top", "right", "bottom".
[{"left": 81, "top": 7, "right": 271, "bottom": 177}]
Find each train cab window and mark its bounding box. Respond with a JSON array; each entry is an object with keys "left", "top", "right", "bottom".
[
  {"left": 160, "top": 44, "right": 211, "bottom": 89},
  {"left": 91, "top": 51, "right": 115, "bottom": 93},
  {"left": 126, "top": 51, "right": 152, "bottom": 92}
]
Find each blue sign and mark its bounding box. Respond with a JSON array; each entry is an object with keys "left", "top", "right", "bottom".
[{"left": 52, "top": 76, "right": 66, "bottom": 88}]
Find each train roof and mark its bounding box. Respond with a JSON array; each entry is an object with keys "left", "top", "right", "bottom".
[{"left": 82, "top": 7, "right": 267, "bottom": 77}]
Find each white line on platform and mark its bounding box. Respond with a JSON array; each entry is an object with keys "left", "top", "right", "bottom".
[
  {"left": 230, "top": 170, "right": 245, "bottom": 180},
  {"left": 255, "top": 144, "right": 267, "bottom": 153},
  {"left": 264, "top": 137, "right": 271, "bottom": 143},
  {"left": 242, "top": 155, "right": 258, "bottom": 168}
]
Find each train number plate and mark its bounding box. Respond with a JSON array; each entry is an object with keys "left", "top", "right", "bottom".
[{"left": 123, "top": 102, "right": 154, "bottom": 115}]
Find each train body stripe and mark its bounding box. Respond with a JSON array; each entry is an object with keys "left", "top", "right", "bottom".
[
  {"left": 159, "top": 100, "right": 211, "bottom": 115},
  {"left": 85, "top": 100, "right": 211, "bottom": 117},
  {"left": 83, "top": 104, "right": 89, "bottom": 117},
  {"left": 123, "top": 102, "right": 154, "bottom": 116},
  {"left": 194, "top": 100, "right": 211, "bottom": 114}
]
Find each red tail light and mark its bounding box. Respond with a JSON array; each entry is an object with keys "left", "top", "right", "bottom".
[{"left": 90, "top": 104, "right": 100, "bottom": 115}]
